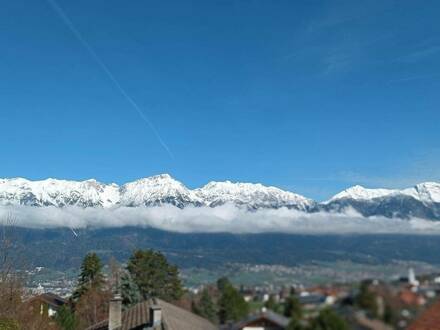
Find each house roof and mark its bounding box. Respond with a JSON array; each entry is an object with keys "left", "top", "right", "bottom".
[
  {"left": 408, "top": 299, "right": 440, "bottom": 330},
  {"left": 27, "top": 292, "right": 67, "bottom": 308},
  {"left": 298, "top": 294, "right": 326, "bottom": 305},
  {"left": 86, "top": 298, "right": 217, "bottom": 330},
  {"left": 230, "top": 310, "right": 289, "bottom": 330}
]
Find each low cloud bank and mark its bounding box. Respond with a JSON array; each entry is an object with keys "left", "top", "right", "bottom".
[{"left": 1, "top": 205, "right": 440, "bottom": 234}]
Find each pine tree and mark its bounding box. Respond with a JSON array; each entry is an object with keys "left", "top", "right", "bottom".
[
  {"left": 194, "top": 288, "right": 217, "bottom": 323},
  {"left": 55, "top": 305, "right": 78, "bottom": 330},
  {"left": 120, "top": 271, "right": 141, "bottom": 308},
  {"left": 308, "top": 308, "right": 349, "bottom": 330},
  {"left": 127, "top": 249, "right": 183, "bottom": 301},
  {"left": 355, "top": 281, "right": 378, "bottom": 317},
  {"left": 383, "top": 303, "right": 396, "bottom": 325},
  {"left": 286, "top": 318, "right": 304, "bottom": 330},
  {"left": 72, "top": 253, "right": 105, "bottom": 301},
  {"left": 217, "top": 277, "right": 231, "bottom": 292},
  {"left": 218, "top": 282, "right": 249, "bottom": 324},
  {"left": 284, "top": 295, "right": 303, "bottom": 319}
]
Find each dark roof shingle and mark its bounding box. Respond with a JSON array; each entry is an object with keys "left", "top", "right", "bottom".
[
  {"left": 231, "top": 310, "right": 289, "bottom": 330},
  {"left": 27, "top": 292, "right": 67, "bottom": 308},
  {"left": 86, "top": 298, "right": 216, "bottom": 330}
]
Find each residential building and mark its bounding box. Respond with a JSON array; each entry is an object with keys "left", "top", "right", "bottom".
[
  {"left": 224, "top": 308, "right": 290, "bottom": 330},
  {"left": 86, "top": 295, "right": 217, "bottom": 330},
  {"left": 26, "top": 292, "right": 67, "bottom": 318}
]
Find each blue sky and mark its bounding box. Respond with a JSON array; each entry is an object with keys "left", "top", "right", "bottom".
[{"left": 1, "top": 0, "right": 440, "bottom": 200}]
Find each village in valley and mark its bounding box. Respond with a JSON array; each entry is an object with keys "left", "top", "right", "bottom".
[{"left": 4, "top": 251, "right": 440, "bottom": 330}]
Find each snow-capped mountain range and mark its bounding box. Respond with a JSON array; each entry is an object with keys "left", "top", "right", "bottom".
[
  {"left": 0, "top": 174, "right": 439, "bottom": 220},
  {"left": 322, "top": 182, "right": 440, "bottom": 220},
  {"left": 0, "top": 174, "right": 313, "bottom": 211}
]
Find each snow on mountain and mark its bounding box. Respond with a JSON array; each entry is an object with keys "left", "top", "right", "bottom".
[
  {"left": 1, "top": 175, "right": 439, "bottom": 219},
  {"left": 324, "top": 182, "right": 440, "bottom": 220},
  {"left": 0, "top": 175, "right": 312, "bottom": 210},
  {"left": 195, "top": 181, "right": 314, "bottom": 211},
  {"left": 325, "top": 185, "right": 397, "bottom": 203},
  {"left": 327, "top": 182, "right": 440, "bottom": 205},
  {"left": 0, "top": 178, "right": 119, "bottom": 207},
  {"left": 119, "top": 174, "right": 203, "bottom": 208},
  {"left": 402, "top": 182, "right": 440, "bottom": 204}
]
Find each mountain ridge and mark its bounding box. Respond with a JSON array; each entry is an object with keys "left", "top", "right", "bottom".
[{"left": 0, "top": 175, "right": 439, "bottom": 220}]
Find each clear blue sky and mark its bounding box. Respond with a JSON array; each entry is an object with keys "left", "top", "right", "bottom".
[{"left": 1, "top": 0, "right": 440, "bottom": 200}]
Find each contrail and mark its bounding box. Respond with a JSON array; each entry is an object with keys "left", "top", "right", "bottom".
[{"left": 46, "top": 0, "right": 174, "bottom": 159}]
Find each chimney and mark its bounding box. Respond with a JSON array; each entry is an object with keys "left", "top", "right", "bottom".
[
  {"left": 149, "top": 305, "right": 162, "bottom": 329},
  {"left": 109, "top": 294, "right": 122, "bottom": 330}
]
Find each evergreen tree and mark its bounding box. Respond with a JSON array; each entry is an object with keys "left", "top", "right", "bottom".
[
  {"left": 55, "top": 305, "right": 78, "bottom": 330},
  {"left": 216, "top": 277, "right": 231, "bottom": 292},
  {"left": 120, "top": 271, "right": 141, "bottom": 308},
  {"left": 264, "top": 295, "right": 284, "bottom": 314},
  {"left": 194, "top": 288, "right": 217, "bottom": 323},
  {"left": 355, "top": 281, "right": 378, "bottom": 318},
  {"left": 218, "top": 282, "right": 249, "bottom": 324},
  {"left": 72, "top": 253, "right": 105, "bottom": 301},
  {"left": 383, "top": 303, "right": 396, "bottom": 325},
  {"left": 127, "top": 249, "right": 183, "bottom": 301},
  {"left": 308, "top": 308, "right": 349, "bottom": 330},
  {"left": 191, "top": 300, "right": 200, "bottom": 315},
  {"left": 286, "top": 318, "right": 304, "bottom": 330},
  {"left": 264, "top": 295, "right": 277, "bottom": 311},
  {"left": 284, "top": 295, "right": 303, "bottom": 319}
]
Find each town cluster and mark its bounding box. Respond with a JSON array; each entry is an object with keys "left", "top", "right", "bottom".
[{"left": 2, "top": 254, "right": 439, "bottom": 330}]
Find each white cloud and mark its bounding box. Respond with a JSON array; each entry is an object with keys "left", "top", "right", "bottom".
[{"left": 1, "top": 205, "right": 440, "bottom": 235}]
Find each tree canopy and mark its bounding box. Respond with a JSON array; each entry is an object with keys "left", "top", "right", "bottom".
[
  {"left": 72, "top": 252, "right": 105, "bottom": 301},
  {"left": 217, "top": 279, "right": 249, "bottom": 324},
  {"left": 120, "top": 271, "right": 142, "bottom": 308},
  {"left": 127, "top": 249, "right": 183, "bottom": 301},
  {"left": 55, "top": 305, "right": 78, "bottom": 330},
  {"left": 193, "top": 288, "right": 218, "bottom": 323},
  {"left": 286, "top": 318, "right": 305, "bottom": 330},
  {"left": 284, "top": 295, "right": 303, "bottom": 319},
  {"left": 308, "top": 308, "right": 349, "bottom": 330},
  {"left": 355, "top": 281, "right": 378, "bottom": 317}
]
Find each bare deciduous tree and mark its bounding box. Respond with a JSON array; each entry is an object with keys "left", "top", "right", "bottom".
[
  {"left": 0, "top": 214, "right": 23, "bottom": 318},
  {"left": 0, "top": 214, "right": 58, "bottom": 329}
]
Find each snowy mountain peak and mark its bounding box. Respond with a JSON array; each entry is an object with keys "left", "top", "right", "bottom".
[
  {"left": 127, "top": 174, "right": 181, "bottom": 186},
  {"left": 0, "top": 175, "right": 314, "bottom": 211},
  {"left": 414, "top": 182, "right": 440, "bottom": 203},
  {"left": 402, "top": 182, "right": 440, "bottom": 204},
  {"left": 327, "top": 185, "right": 397, "bottom": 203},
  {"left": 119, "top": 174, "right": 203, "bottom": 208},
  {"left": 196, "top": 180, "right": 314, "bottom": 210},
  {"left": 327, "top": 182, "right": 440, "bottom": 205},
  {"left": 1, "top": 176, "right": 439, "bottom": 219},
  {"left": 0, "top": 177, "right": 119, "bottom": 208}
]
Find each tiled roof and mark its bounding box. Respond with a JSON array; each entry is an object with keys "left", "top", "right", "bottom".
[
  {"left": 86, "top": 298, "right": 217, "bottom": 330},
  {"left": 408, "top": 299, "right": 440, "bottom": 330},
  {"left": 230, "top": 310, "right": 289, "bottom": 330},
  {"left": 27, "top": 292, "right": 67, "bottom": 308},
  {"left": 159, "top": 299, "right": 217, "bottom": 330}
]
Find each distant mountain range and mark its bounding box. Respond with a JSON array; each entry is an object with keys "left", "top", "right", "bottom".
[{"left": 1, "top": 174, "right": 440, "bottom": 220}]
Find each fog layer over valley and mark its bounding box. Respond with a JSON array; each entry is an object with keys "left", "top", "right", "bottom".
[{"left": 3, "top": 204, "right": 440, "bottom": 234}]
